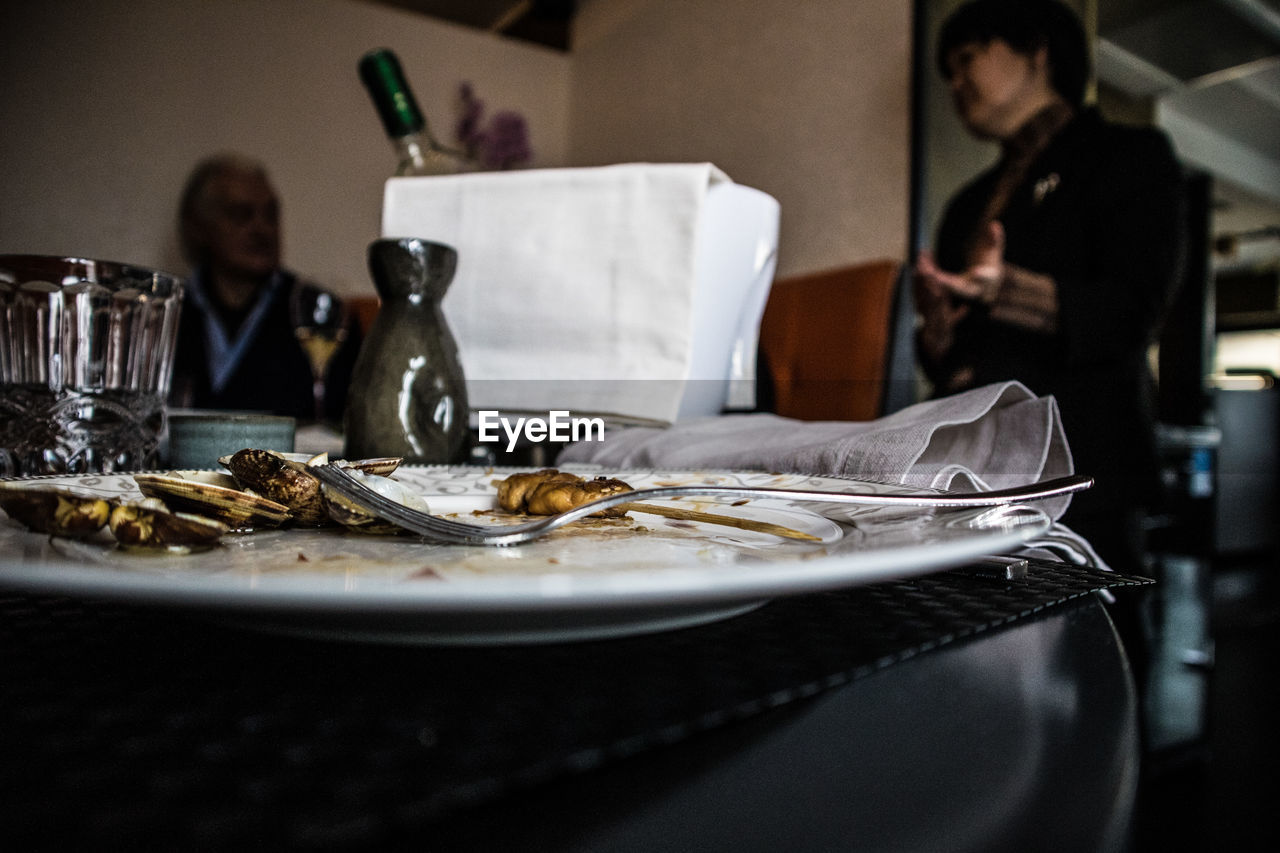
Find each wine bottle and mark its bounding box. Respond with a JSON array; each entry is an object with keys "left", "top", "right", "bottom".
[{"left": 358, "top": 48, "right": 460, "bottom": 176}]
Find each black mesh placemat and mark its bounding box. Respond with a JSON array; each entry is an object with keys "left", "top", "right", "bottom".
[{"left": 0, "top": 560, "right": 1149, "bottom": 848}]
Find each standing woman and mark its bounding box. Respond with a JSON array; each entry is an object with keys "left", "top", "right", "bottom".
[{"left": 915, "top": 0, "right": 1185, "bottom": 578}]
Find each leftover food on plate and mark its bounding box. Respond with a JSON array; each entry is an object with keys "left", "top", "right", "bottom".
[{"left": 0, "top": 454, "right": 823, "bottom": 552}]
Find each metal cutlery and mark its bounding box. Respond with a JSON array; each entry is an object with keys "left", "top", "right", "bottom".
[{"left": 311, "top": 463, "right": 1092, "bottom": 547}]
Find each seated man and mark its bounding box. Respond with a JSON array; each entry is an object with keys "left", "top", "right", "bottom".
[{"left": 169, "top": 153, "right": 360, "bottom": 424}]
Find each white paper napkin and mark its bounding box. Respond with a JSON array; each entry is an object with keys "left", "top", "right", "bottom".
[
  {"left": 381, "top": 163, "right": 744, "bottom": 424},
  {"left": 559, "top": 380, "right": 1105, "bottom": 567}
]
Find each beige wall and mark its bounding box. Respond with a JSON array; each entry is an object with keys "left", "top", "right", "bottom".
[
  {"left": 0, "top": 0, "right": 572, "bottom": 296},
  {"left": 0, "top": 0, "right": 913, "bottom": 292},
  {"left": 571, "top": 0, "right": 913, "bottom": 278}
]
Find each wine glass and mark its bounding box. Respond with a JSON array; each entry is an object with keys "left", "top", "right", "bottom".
[{"left": 291, "top": 284, "right": 349, "bottom": 424}]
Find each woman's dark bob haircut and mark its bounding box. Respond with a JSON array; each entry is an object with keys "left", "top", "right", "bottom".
[{"left": 936, "top": 0, "right": 1090, "bottom": 107}]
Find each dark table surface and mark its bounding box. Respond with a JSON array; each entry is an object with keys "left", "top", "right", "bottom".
[{"left": 0, "top": 559, "right": 1149, "bottom": 851}]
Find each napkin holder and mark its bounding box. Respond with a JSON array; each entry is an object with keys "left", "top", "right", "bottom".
[{"left": 380, "top": 164, "right": 780, "bottom": 425}]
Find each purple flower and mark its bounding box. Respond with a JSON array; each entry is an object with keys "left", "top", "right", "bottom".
[
  {"left": 480, "top": 111, "right": 531, "bottom": 170},
  {"left": 452, "top": 82, "right": 532, "bottom": 170},
  {"left": 455, "top": 82, "right": 486, "bottom": 158}
]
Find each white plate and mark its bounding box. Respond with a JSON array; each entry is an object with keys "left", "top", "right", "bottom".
[{"left": 0, "top": 466, "right": 1051, "bottom": 644}]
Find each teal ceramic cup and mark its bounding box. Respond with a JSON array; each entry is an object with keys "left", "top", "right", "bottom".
[{"left": 165, "top": 411, "right": 296, "bottom": 470}]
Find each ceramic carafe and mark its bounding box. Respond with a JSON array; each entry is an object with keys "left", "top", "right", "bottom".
[{"left": 343, "top": 238, "right": 469, "bottom": 463}]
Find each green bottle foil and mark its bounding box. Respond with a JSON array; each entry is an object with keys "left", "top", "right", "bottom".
[{"left": 358, "top": 48, "right": 426, "bottom": 139}]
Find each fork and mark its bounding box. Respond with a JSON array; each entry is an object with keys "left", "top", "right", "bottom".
[{"left": 312, "top": 463, "right": 1092, "bottom": 547}]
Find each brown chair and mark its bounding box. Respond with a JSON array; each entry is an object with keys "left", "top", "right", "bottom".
[
  {"left": 347, "top": 296, "right": 381, "bottom": 337},
  {"left": 757, "top": 259, "right": 901, "bottom": 422}
]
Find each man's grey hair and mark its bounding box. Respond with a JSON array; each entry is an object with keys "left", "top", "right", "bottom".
[{"left": 177, "top": 152, "right": 272, "bottom": 265}]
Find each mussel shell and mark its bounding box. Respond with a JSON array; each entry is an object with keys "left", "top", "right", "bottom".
[
  {"left": 134, "top": 472, "right": 291, "bottom": 530},
  {"left": 346, "top": 457, "right": 402, "bottom": 476},
  {"left": 108, "top": 498, "right": 228, "bottom": 551},
  {"left": 273, "top": 451, "right": 402, "bottom": 478},
  {"left": 222, "top": 449, "right": 328, "bottom": 526},
  {"left": 0, "top": 483, "right": 111, "bottom": 538},
  {"left": 219, "top": 450, "right": 316, "bottom": 469},
  {"left": 217, "top": 448, "right": 304, "bottom": 468},
  {"left": 321, "top": 470, "right": 429, "bottom": 535},
  {"left": 216, "top": 450, "right": 401, "bottom": 477}
]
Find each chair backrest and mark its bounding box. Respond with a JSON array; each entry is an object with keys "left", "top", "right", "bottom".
[
  {"left": 758, "top": 259, "right": 901, "bottom": 421},
  {"left": 347, "top": 296, "right": 381, "bottom": 337}
]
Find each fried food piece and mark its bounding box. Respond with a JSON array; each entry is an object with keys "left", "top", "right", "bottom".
[
  {"left": 496, "top": 469, "right": 579, "bottom": 513},
  {"left": 495, "top": 469, "right": 633, "bottom": 518},
  {"left": 526, "top": 476, "right": 633, "bottom": 517}
]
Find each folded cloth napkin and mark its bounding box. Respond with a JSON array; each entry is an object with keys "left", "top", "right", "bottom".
[
  {"left": 381, "top": 162, "right": 767, "bottom": 424},
  {"left": 559, "top": 380, "right": 1105, "bottom": 567}
]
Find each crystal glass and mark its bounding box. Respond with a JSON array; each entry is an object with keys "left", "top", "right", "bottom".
[
  {"left": 0, "top": 255, "right": 184, "bottom": 476},
  {"left": 290, "top": 284, "right": 349, "bottom": 425}
]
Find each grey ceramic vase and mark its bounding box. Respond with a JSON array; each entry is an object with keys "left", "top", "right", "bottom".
[{"left": 343, "top": 238, "right": 470, "bottom": 464}]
